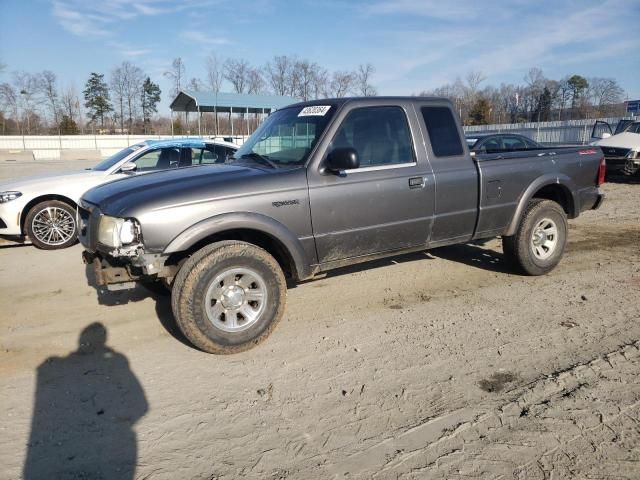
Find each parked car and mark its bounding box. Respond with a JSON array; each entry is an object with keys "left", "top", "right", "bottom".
[
  {"left": 0, "top": 139, "right": 238, "bottom": 249},
  {"left": 465, "top": 133, "right": 543, "bottom": 153},
  {"left": 79, "top": 97, "right": 605, "bottom": 354},
  {"left": 591, "top": 120, "right": 640, "bottom": 175}
]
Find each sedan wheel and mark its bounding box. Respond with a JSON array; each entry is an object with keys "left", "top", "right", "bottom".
[{"left": 25, "top": 200, "right": 78, "bottom": 250}]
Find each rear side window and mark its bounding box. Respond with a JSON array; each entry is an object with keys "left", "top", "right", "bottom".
[
  {"left": 503, "top": 136, "right": 527, "bottom": 150},
  {"left": 200, "top": 145, "right": 233, "bottom": 164},
  {"left": 421, "top": 107, "right": 463, "bottom": 157}
]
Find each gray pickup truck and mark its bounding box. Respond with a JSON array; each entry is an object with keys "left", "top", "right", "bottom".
[{"left": 79, "top": 97, "right": 605, "bottom": 354}]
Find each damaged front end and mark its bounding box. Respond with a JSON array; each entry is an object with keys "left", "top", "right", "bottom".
[
  {"left": 78, "top": 206, "right": 177, "bottom": 290},
  {"left": 82, "top": 248, "right": 177, "bottom": 291}
]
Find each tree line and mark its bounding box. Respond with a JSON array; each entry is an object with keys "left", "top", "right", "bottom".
[
  {"left": 0, "top": 54, "right": 377, "bottom": 136},
  {"left": 0, "top": 57, "right": 630, "bottom": 135},
  {"left": 0, "top": 62, "right": 161, "bottom": 136},
  {"left": 421, "top": 68, "right": 628, "bottom": 126}
]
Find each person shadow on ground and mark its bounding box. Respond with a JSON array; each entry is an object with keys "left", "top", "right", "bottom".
[{"left": 23, "top": 322, "right": 148, "bottom": 480}]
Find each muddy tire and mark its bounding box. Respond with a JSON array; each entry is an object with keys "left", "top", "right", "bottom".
[
  {"left": 24, "top": 200, "right": 78, "bottom": 250},
  {"left": 171, "top": 241, "right": 287, "bottom": 354},
  {"left": 503, "top": 199, "right": 568, "bottom": 276}
]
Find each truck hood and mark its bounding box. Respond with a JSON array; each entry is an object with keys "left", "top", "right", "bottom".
[
  {"left": 82, "top": 163, "right": 269, "bottom": 216},
  {"left": 593, "top": 132, "right": 640, "bottom": 150},
  {"left": 0, "top": 169, "right": 106, "bottom": 191}
]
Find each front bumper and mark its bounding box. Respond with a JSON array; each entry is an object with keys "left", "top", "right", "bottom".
[
  {"left": 82, "top": 250, "right": 139, "bottom": 290},
  {"left": 82, "top": 249, "right": 175, "bottom": 290},
  {"left": 0, "top": 201, "right": 23, "bottom": 236},
  {"left": 604, "top": 155, "right": 629, "bottom": 173},
  {"left": 624, "top": 158, "right": 640, "bottom": 176}
]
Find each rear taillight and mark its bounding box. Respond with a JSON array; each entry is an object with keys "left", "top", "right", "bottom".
[{"left": 597, "top": 156, "right": 606, "bottom": 186}]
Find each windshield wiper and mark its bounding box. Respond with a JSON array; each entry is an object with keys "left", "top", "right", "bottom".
[{"left": 233, "top": 152, "right": 279, "bottom": 169}]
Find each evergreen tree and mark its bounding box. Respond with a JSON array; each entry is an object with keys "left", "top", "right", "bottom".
[
  {"left": 141, "top": 77, "right": 161, "bottom": 134},
  {"left": 567, "top": 75, "right": 588, "bottom": 109},
  {"left": 468, "top": 97, "right": 491, "bottom": 125},
  {"left": 173, "top": 117, "right": 184, "bottom": 135},
  {"left": 59, "top": 115, "right": 79, "bottom": 134},
  {"left": 83, "top": 73, "right": 112, "bottom": 129},
  {"left": 533, "top": 86, "right": 553, "bottom": 122}
]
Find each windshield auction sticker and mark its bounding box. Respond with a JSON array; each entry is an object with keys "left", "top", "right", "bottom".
[{"left": 298, "top": 106, "right": 331, "bottom": 117}]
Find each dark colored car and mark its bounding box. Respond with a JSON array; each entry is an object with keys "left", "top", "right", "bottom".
[
  {"left": 465, "top": 133, "right": 543, "bottom": 153},
  {"left": 79, "top": 97, "right": 605, "bottom": 354}
]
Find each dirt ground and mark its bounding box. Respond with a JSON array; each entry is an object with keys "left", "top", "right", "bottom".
[{"left": 0, "top": 161, "right": 639, "bottom": 479}]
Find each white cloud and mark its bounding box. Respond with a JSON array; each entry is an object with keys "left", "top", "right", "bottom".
[
  {"left": 51, "top": 0, "right": 223, "bottom": 37},
  {"left": 180, "top": 31, "right": 231, "bottom": 46},
  {"left": 371, "top": 0, "right": 639, "bottom": 93},
  {"left": 366, "top": 0, "right": 492, "bottom": 20}
]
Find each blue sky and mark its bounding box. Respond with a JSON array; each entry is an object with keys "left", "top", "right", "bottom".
[{"left": 0, "top": 0, "right": 639, "bottom": 113}]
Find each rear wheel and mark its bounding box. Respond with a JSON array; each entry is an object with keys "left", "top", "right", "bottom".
[
  {"left": 503, "top": 199, "right": 567, "bottom": 275},
  {"left": 24, "top": 200, "right": 77, "bottom": 250},
  {"left": 171, "top": 241, "right": 287, "bottom": 354}
]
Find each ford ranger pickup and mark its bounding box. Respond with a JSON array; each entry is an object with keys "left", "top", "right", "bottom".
[{"left": 79, "top": 97, "right": 606, "bottom": 354}]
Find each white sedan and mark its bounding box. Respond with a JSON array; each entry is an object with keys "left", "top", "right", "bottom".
[{"left": 0, "top": 139, "right": 238, "bottom": 249}]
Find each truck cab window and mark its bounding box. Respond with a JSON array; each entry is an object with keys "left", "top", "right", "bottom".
[
  {"left": 330, "top": 106, "right": 414, "bottom": 167},
  {"left": 421, "top": 107, "right": 463, "bottom": 157}
]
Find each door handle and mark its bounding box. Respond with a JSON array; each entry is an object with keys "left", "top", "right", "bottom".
[{"left": 408, "top": 176, "right": 425, "bottom": 189}]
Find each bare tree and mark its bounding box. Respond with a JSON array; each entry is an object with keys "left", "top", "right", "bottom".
[
  {"left": 39, "top": 71, "right": 60, "bottom": 126},
  {"left": 12, "top": 71, "right": 40, "bottom": 134},
  {"left": 264, "top": 55, "right": 293, "bottom": 96},
  {"left": 164, "top": 57, "right": 186, "bottom": 97},
  {"left": 311, "top": 67, "right": 329, "bottom": 100},
  {"left": 292, "top": 60, "right": 319, "bottom": 101},
  {"left": 109, "top": 62, "right": 145, "bottom": 133},
  {"left": 60, "top": 85, "right": 81, "bottom": 122},
  {"left": 522, "top": 68, "right": 546, "bottom": 120},
  {"left": 187, "top": 77, "right": 203, "bottom": 91},
  {"left": 110, "top": 66, "right": 127, "bottom": 131},
  {"left": 224, "top": 59, "right": 250, "bottom": 94},
  {"left": 329, "top": 71, "right": 354, "bottom": 98},
  {"left": 205, "top": 52, "right": 224, "bottom": 93},
  {"left": 355, "top": 63, "right": 377, "bottom": 96},
  {"left": 589, "top": 77, "right": 624, "bottom": 115},
  {"left": 246, "top": 68, "right": 265, "bottom": 94},
  {"left": 0, "top": 82, "right": 18, "bottom": 133},
  {"left": 465, "top": 71, "right": 486, "bottom": 96},
  {"left": 123, "top": 62, "right": 144, "bottom": 132}
]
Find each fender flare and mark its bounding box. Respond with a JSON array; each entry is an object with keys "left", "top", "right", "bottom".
[
  {"left": 163, "top": 212, "right": 312, "bottom": 280},
  {"left": 505, "top": 174, "right": 578, "bottom": 237}
]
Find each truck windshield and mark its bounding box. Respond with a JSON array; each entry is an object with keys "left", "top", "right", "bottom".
[{"left": 234, "top": 105, "right": 336, "bottom": 166}]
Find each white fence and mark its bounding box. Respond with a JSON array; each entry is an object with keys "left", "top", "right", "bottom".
[
  {"left": 2, "top": 115, "right": 637, "bottom": 160},
  {"left": 0, "top": 135, "right": 248, "bottom": 161},
  {"left": 464, "top": 117, "right": 633, "bottom": 145}
]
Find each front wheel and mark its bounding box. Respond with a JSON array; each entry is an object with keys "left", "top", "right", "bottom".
[
  {"left": 503, "top": 199, "right": 568, "bottom": 276},
  {"left": 24, "top": 200, "right": 78, "bottom": 250},
  {"left": 171, "top": 241, "right": 287, "bottom": 354}
]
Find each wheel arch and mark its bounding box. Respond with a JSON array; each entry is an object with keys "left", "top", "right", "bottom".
[
  {"left": 163, "top": 213, "right": 313, "bottom": 281},
  {"left": 20, "top": 194, "right": 78, "bottom": 233},
  {"left": 505, "top": 175, "right": 577, "bottom": 237}
]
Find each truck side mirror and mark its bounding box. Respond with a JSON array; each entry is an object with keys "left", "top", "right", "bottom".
[
  {"left": 120, "top": 162, "right": 137, "bottom": 174},
  {"left": 601, "top": 132, "right": 611, "bottom": 139},
  {"left": 326, "top": 147, "right": 359, "bottom": 173}
]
